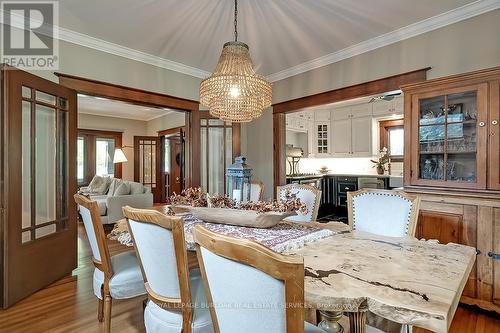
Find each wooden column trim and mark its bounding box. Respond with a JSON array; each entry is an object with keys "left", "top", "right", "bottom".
[
  {"left": 272, "top": 68, "right": 430, "bottom": 114},
  {"left": 273, "top": 113, "right": 286, "bottom": 198},
  {"left": 55, "top": 73, "right": 199, "bottom": 111}
]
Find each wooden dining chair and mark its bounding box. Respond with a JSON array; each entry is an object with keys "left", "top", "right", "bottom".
[
  {"left": 122, "top": 206, "right": 213, "bottom": 333},
  {"left": 74, "top": 194, "right": 146, "bottom": 333},
  {"left": 193, "top": 225, "right": 327, "bottom": 333},
  {"left": 243, "top": 180, "right": 265, "bottom": 202},
  {"left": 347, "top": 189, "right": 420, "bottom": 237},
  {"left": 277, "top": 184, "right": 322, "bottom": 222}
]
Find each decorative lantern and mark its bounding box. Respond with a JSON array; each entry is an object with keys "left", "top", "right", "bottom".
[{"left": 226, "top": 156, "right": 252, "bottom": 203}]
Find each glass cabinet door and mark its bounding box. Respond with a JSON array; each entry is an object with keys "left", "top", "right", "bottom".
[{"left": 412, "top": 84, "right": 487, "bottom": 188}]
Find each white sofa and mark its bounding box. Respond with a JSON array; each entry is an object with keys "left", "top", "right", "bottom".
[{"left": 80, "top": 176, "right": 154, "bottom": 224}]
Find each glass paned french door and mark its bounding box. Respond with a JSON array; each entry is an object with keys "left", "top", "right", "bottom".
[
  {"left": 1, "top": 66, "right": 77, "bottom": 308},
  {"left": 199, "top": 114, "right": 239, "bottom": 195},
  {"left": 134, "top": 136, "right": 161, "bottom": 202},
  {"left": 21, "top": 87, "right": 68, "bottom": 243}
]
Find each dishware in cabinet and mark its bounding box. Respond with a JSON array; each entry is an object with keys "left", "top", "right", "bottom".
[{"left": 409, "top": 84, "right": 488, "bottom": 189}]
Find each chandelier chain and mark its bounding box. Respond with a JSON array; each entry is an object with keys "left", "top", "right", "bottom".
[{"left": 234, "top": 0, "right": 238, "bottom": 41}]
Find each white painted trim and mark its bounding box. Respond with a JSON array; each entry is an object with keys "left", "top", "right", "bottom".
[
  {"left": 1, "top": 0, "right": 498, "bottom": 82},
  {"left": 266, "top": 0, "right": 500, "bottom": 82}
]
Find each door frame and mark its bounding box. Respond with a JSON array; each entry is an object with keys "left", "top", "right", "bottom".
[
  {"left": 133, "top": 136, "right": 162, "bottom": 202},
  {"left": 271, "top": 68, "right": 430, "bottom": 197},
  {"left": 198, "top": 111, "right": 241, "bottom": 195},
  {"left": 158, "top": 126, "right": 186, "bottom": 202},
  {"left": 55, "top": 73, "right": 201, "bottom": 187}
]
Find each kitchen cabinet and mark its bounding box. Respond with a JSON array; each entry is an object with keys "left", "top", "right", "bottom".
[
  {"left": 403, "top": 66, "right": 500, "bottom": 314},
  {"left": 331, "top": 104, "right": 373, "bottom": 157},
  {"left": 332, "top": 117, "right": 351, "bottom": 156},
  {"left": 372, "top": 96, "right": 404, "bottom": 117},
  {"left": 314, "top": 122, "right": 330, "bottom": 155}
]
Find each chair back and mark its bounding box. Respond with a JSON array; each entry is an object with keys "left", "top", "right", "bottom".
[
  {"left": 193, "top": 225, "right": 304, "bottom": 333},
  {"left": 122, "top": 206, "right": 192, "bottom": 323},
  {"left": 277, "top": 184, "right": 321, "bottom": 222},
  {"left": 243, "top": 181, "right": 265, "bottom": 202},
  {"left": 74, "top": 194, "right": 113, "bottom": 277},
  {"left": 347, "top": 189, "right": 420, "bottom": 237}
]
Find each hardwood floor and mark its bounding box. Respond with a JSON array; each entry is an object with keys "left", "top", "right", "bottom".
[{"left": 0, "top": 222, "right": 498, "bottom": 333}]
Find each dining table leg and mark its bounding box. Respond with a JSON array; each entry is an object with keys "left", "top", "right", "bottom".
[
  {"left": 318, "top": 310, "right": 344, "bottom": 333},
  {"left": 347, "top": 303, "right": 368, "bottom": 333}
]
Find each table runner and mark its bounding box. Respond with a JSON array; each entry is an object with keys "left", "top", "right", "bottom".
[{"left": 109, "top": 213, "right": 335, "bottom": 253}]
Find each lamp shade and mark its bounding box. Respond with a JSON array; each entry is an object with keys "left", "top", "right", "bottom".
[{"left": 113, "top": 148, "right": 128, "bottom": 163}]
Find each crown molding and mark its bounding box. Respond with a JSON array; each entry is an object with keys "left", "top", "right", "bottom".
[
  {"left": 0, "top": 9, "right": 210, "bottom": 79},
  {"left": 266, "top": 0, "right": 500, "bottom": 82},
  {"left": 2, "top": 1, "right": 498, "bottom": 83}
]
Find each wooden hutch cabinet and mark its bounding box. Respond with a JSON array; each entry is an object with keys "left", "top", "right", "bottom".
[{"left": 402, "top": 66, "right": 500, "bottom": 313}]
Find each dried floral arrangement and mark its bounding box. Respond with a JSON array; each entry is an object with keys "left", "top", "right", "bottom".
[
  {"left": 168, "top": 187, "right": 307, "bottom": 215},
  {"left": 167, "top": 187, "right": 207, "bottom": 207},
  {"left": 208, "top": 194, "right": 235, "bottom": 209},
  {"left": 239, "top": 189, "right": 307, "bottom": 214}
]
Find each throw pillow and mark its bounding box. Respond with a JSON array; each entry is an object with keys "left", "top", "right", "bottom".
[
  {"left": 114, "top": 182, "right": 130, "bottom": 196},
  {"left": 129, "top": 182, "right": 145, "bottom": 195},
  {"left": 107, "top": 178, "right": 123, "bottom": 197},
  {"left": 89, "top": 175, "right": 112, "bottom": 195}
]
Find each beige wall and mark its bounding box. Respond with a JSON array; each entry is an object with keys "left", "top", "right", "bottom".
[
  {"left": 146, "top": 112, "right": 186, "bottom": 135},
  {"left": 246, "top": 10, "right": 500, "bottom": 199},
  {"left": 78, "top": 113, "right": 148, "bottom": 181},
  {"left": 272, "top": 9, "right": 500, "bottom": 103}
]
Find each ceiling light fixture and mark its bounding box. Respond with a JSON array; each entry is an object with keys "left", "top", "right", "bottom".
[{"left": 199, "top": 0, "right": 272, "bottom": 122}]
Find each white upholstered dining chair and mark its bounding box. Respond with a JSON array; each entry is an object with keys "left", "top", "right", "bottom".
[
  {"left": 122, "top": 206, "right": 213, "bottom": 333},
  {"left": 243, "top": 181, "right": 265, "bottom": 202},
  {"left": 74, "top": 194, "right": 146, "bottom": 333},
  {"left": 193, "top": 225, "right": 326, "bottom": 333},
  {"left": 277, "top": 184, "right": 321, "bottom": 222},
  {"left": 347, "top": 189, "right": 421, "bottom": 333},
  {"left": 347, "top": 189, "right": 420, "bottom": 237}
]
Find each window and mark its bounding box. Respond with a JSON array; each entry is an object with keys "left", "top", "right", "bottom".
[
  {"left": 77, "top": 136, "right": 86, "bottom": 183},
  {"left": 380, "top": 119, "right": 404, "bottom": 161},
  {"left": 95, "top": 137, "right": 115, "bottom": 176},
  {"left": 77, "top": 129, "right": 122, "bottom": 185}
]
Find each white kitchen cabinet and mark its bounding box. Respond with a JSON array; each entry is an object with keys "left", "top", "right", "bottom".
[
  {"left": 314, "top": 122, "right": 331, "bottom": 155},
  {"left": 351, "top": 116, "right": 373, "bottom": 156},
  {"left": 331, "top": 103, "right": 374, "bottom": 157},
  {"left": 332, "top": 118, "right": 351, "bottom": 156},
  {"left": 372, "top": 96, "right": 403, "bottom": 117}
]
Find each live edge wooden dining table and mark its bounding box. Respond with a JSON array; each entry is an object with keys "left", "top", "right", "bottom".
[{"left": 110, "top": 206, "right": 476, "bottom": 333}]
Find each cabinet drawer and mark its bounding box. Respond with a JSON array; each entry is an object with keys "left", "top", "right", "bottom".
[
  {"left": 337, "top": 182, "right": 357, "bottom": 194},
  {"left": 337, "top": 194, "right": 347, "bottom": 207},
  {"left": 336, "top": 176, "right": 357, "bottom": 182}
]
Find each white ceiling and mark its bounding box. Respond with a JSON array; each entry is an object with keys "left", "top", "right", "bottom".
[
  {"left": 56, "top": 0, "right": 491, "bottom": 79},
  {"left": 78, "top": 95, "right": 174, "bottom": 121}
]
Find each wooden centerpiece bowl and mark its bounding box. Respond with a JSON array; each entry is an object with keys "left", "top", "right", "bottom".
[{"left": 171, "top": 205, "right": 296, "bottom": 228}]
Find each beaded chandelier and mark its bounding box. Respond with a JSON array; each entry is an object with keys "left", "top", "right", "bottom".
[{"left": 199, "top": 0, "right": 272, "bottom": 122}]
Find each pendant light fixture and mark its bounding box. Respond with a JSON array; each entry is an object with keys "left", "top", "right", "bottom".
[{"left": 199, "top": 0, "right": 272, "bottom": 122}]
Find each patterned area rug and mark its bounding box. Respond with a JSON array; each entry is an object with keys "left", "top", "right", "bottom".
[{"left": 109, "top": 213, "right": 335, "bottom": 253}]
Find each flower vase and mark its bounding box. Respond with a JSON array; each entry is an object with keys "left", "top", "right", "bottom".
[{"left": 376, "top": 166, "right": 385, "bottom": 175}]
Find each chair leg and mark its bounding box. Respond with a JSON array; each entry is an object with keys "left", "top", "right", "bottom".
[
  {"left": 103, "top": 294, "right": 112, "bottom": 333},
  {"left": 97, "top": 297, "right": 104, "bottom": 322}
]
